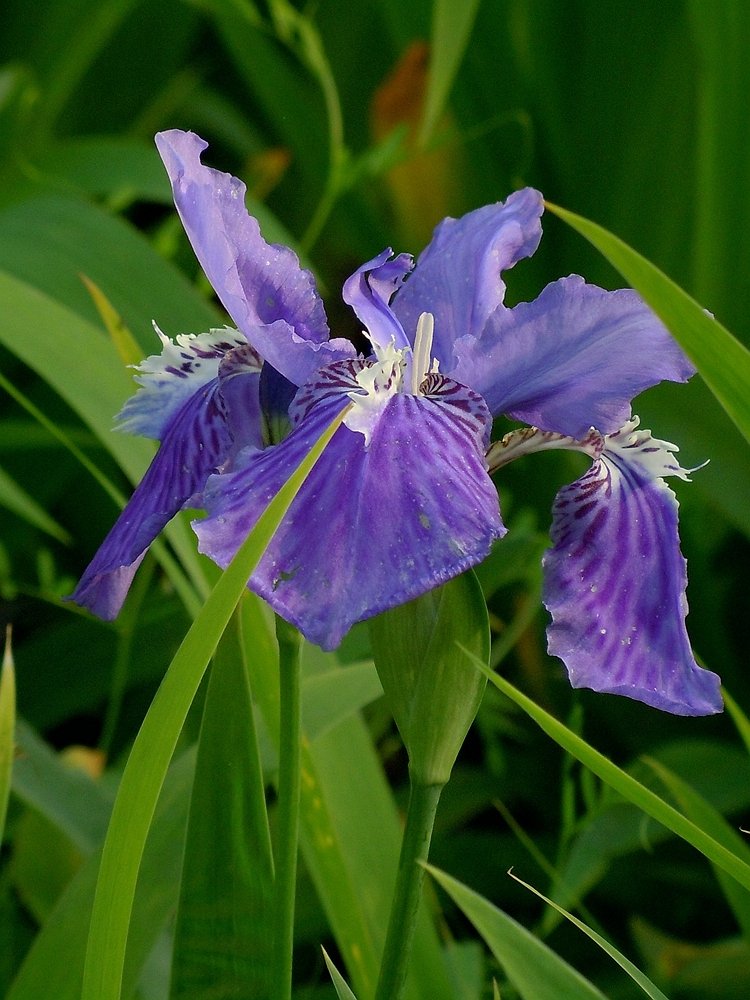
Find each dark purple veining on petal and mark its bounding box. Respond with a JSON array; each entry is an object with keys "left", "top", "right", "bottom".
[
  {"left": 195, "top": 373, "right": 502, "bottom": 649},
  {"left": 542, "top": 448, "right": 721, "bottom": 715},
  {"left": 70, "top": 361, "right": 262, "bottom": 619}
]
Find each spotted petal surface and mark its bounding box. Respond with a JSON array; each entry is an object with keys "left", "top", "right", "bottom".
[
  {"left": 451, "top": 276, "right": 695, "bottom": 436},
  {"left": 155, "top": 130, "right": 355, "bottom": 385},
  {"left": 542, "top": 423, "right": 721, "bottom": 715},
  {"left": 392, "top": 188, "right": 544, "bottom": 369},
  {"left": 71, "top": 360, "right": 261, "bottom": 619},
  {"left": 195, "top": 367, "right": 503, "bottom": 649}
]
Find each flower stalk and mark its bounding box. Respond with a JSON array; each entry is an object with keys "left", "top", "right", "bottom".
[
  {"left": 271, "top": 616, "right": 303, "bottom": 1000},
  {"left": 374, "top": 779, "right": 444, "bottom": 1000}
]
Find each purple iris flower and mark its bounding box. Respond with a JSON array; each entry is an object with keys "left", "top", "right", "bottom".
[{"left": 71, "top": 129, "right": 721, "bottom": 716}]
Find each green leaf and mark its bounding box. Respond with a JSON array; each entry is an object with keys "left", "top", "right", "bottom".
[
  {"left": 323, "top": 948, "right": 359, "bottom": 1000},
  {"left": 0, "top": 463, "right": 70, "bottom": 543},
  {"left": 11, "top": 720, "right": 110, "bottom": 855},
  {"left": 724, "top": 689, "right": 750, "bottom": 759},
  {"left": 546, "top": 201, "right": 750, "bottom": 444},
  {"left": 0, "top": 629, "right": 15, "bottom": 843},
  {"left": 419, "top": 0, "right": 482, "bottom": 145},
  {"left": 81, "top": 403, "right": 348, "bottom": 1000},
  {"left": 645, "top": 756, "right": 750, "bottom": 944},
  {"left": 0, "top": 271, "right": 206, "bottom": 611},
  {"left": 301, "top": 659, "right": 383, "bottom": 744},
  {"left": 169, "top": 613, "right": 275, "bottom": 1000},
  {"left": 7, "top": 751, "right": 195, "bottom": 1000},
  {"left": 478, "top": 663, "right": 750, "bottom": 896},
  {"left": 242, "top": 598, "right": 453, "bottom": 1000},
  {"left": 427, "top": 865, "right": 608, "bottom": 999},
  {"left": 508, "top": 870, "right": 669, "bottom": 999}
]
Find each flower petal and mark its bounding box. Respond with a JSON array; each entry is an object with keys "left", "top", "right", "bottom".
[
  {"left": 342, "top": 249, "right": 413, "bottom": 350},
  {"left": 542, "top": 421, "right": 721, "bottom": 715},
  {"left": 392, "top": 188, "right": 544, "bottom": 369},
  {"left": 70, "top": 363, "right": 261, "bottom": 619},
  {"left": 451, "top": 276, "right": 695, "bottom": 437},
  {"left": 155, "top": 130, "right": 355, "bottom": 384},
  {"left": 195, "top": 372, "right": 503, "bottom": 649},
  {"left": 117, "top": 327, "right": 253, "bottom": 439}
]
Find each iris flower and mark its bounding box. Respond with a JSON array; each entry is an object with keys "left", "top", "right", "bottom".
[{"left": 71, "top": 130, "right": 721, "bottom": 716}]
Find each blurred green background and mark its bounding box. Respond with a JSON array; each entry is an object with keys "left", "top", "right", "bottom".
[{"left": 1, "top": 2, "right": 749, "bottom": 997}]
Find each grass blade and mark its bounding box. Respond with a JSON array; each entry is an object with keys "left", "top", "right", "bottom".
[
  {"left": 323, "top": 948, "right": 359, "bottom": 1000},
  {"left": 419, "top": 0, "right": 482, "bottom": 146},
  {"left": 81, "top": 404, "right": 349, "bottom": 1000},
  {"left": 508, "top": 870, "right": 669, "bottom": 999},
  {"left": 475, "top": 659, "right": 750, "bottom": 895},
  {"left": 0, "top": 628, "right": 15, "bottom": 843},
  {"left": 169, "top": 612, "right": 274, "bottom": 999},
  {"left": 427, "top": 865, "right": 607, "bottom": 999}
]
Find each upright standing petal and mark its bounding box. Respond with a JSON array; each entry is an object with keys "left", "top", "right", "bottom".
[
  {"left": 155, "top": 130, "right": 355, "bottom": 385},
  {"left": 450, "top": 276, "right": 695, "bottom": 437},
  {"left": 392, "top": 188, "right": 544, "bottom": 369},
  {"left": 542, "top": 420, "right": 721, "bottom": 715},
  {"left": 195, "top": 366, "right": 504, "bottom": 649},
  {"left": 342, "top": 249, "right": 413, "bottom": 350}
]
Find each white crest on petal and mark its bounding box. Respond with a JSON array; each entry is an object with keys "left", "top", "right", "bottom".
[
  {"left": 602, "top": 416, "right": 701, "bottom": 482},
  {"left": 117, "top": 325, "right": 252, "bottom": 440},
  {"left": 343, "top": 340, "right": 407, "bottom": 445}
]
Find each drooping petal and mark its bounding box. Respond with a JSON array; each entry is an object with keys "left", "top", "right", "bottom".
[
  {"left": 195, "top": 369, "right": 503, "bottom": 650},
  {"left": 155, "top": 130, "right": 355, "bottom": 385},
  {"left": 117, "top": 327, "right": 252, "bottom": 439},
  {"left": 342, "top": 249, "right": 413, "bottom": 350},
  {"left": 451, "top": 276, "right": 695, "bottom": 437},
  {"left": 70, "top": 361, "right": 261, "bottom": 619},
  {"left": 392, "top": 188, "right": 544, "bottom": 369},
  {"left": 542, "top": 420, "right": 721, "bottom": 715}
]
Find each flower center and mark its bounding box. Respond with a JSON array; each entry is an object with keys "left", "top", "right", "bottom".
[{"left": 343, "top": 311, "right": 439, "bottom": 444}]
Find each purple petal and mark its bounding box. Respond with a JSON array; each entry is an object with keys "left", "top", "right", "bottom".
[
  {"left": 342, "top": 249, "right": 413, "bottom": 350},
  {"left": 451, "top": 276, "right": 695, "bottom": 437},
  {"left": 195, "top": 369, "right": 503, "bottom": 649},
  {"left": 117, "top": 327, "right": 252, "bottom": 439},
  {"left": 392, "top": 188, "right": 544, "bottom": 370},
  {"left": 155, "top": 130, "right": 355, "bottom": 385},
  {"left": 542, "top": 422, "right": 721, "bottom": 715},
  {"left": 70, "top": 363, "right": 261, "bottom": 619}
]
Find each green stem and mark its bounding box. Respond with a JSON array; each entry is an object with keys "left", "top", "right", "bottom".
[
  {"left": 374, "top": 778, "right": 444, "bottom": 1000},
  {"left": 271, "top": 616, "right": 303, "bottom": 1000}
]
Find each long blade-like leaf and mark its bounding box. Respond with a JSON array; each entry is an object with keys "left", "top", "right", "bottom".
[
  {"left": 0, "top": 628, "right": 15, "bottom": 843},
  {"left": 81, "top": 403, "right": 349, "bottom": 1000},
  {"left": 427, "top": 865, "right": 607, "bottom": 999},
  {"left": 508, "top": 870, "right": 669, "bottom": 999},
  {"left": 169, "top": 612, "right": 275, "bottom": 999},
  {"left": 476, "top": 660, "right": 750, "bottom": 895}
]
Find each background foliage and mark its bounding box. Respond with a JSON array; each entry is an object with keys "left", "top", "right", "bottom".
[{"left": 1, "top": 1, "right": 749, "bottom": 997}]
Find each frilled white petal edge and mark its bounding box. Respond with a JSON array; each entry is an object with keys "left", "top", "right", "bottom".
[
  {"left": 70, "top": 359, "right": 262, "bottom": 619},
  {"left": 117, "top": 326, "right": 253, "bottom": 439},
  {"left": 195, "top": 366, "right": 504, "bottom": 649},
  {"left": 542, "top": 421, "right": 721, "bottom": 715}
]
